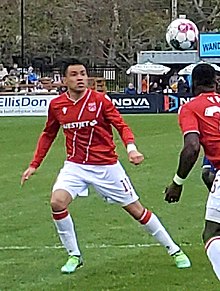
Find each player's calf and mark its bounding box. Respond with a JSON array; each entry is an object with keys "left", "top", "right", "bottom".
[{"left": 203, "top": 220, "right": 220, "bottom": 281}]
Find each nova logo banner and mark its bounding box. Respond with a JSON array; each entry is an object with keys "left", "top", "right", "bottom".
[
  {"left": 163, "top": 95, "right": 179, "bottom": 112},
  {"left": 163, "top": 94, "right": 194, "bottom": 112}
]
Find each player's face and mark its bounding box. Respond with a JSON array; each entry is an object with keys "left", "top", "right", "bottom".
[{"left": 64, "top": 65, "right": 88, "bottom": 93}]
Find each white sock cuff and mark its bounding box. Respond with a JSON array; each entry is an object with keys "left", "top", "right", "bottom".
[{"left": 205, "top": 236, "right": 220, "bottom": 252}]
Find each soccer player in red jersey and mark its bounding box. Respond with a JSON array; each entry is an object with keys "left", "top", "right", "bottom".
[
  {"left": 165, "top": 63, "right": 220, "bottom": 280},
  {"left": 21, "top": 59, "right": 190, "bottom": 273}
]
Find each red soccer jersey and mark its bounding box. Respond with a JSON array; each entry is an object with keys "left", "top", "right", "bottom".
[
  {"left": 30, "top": 89, "right": 135, "bottom": 168},
  {"left": 178, "top": 92, "right": 220, "bottom": 170}
]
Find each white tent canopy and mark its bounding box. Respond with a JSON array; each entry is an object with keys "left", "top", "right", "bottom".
[
  {"left": 178, "top": 61, "right": 220, "bottom": 75},
  {"left": 126, "top": 61, "right": 171, "bottom": 93},
  {"left": 126, "top": 61, "right": 171, "bottom": 75}
]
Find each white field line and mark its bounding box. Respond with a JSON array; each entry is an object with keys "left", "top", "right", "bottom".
[{"left": 0, "top": 242, "right": 197, "bottom": 251}]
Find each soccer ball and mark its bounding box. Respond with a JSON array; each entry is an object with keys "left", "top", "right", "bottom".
[{"left": 166, "top": 18, "right": 199, "bottom": 50}]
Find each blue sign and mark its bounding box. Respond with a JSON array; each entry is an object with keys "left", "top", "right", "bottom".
[{"left": 199, "top": 33, "right": 220, "bottom": 58}]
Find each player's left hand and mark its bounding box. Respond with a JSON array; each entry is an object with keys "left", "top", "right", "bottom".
[
  {"left": 164, "top": 182, "right": 183, "bottom": 203},
  {"left": 128, "top": 150, "right": 144, "bottom": 165}
]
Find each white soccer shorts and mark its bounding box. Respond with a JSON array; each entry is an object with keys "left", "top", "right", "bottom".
[
  {"left": 205, "top": 170, "right": 220, "bottom": 223},
  {"left": 52, "top": 161, "right": 139, "bottom": 206}
]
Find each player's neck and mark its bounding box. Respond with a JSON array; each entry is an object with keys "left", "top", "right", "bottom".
[
  {"left": 68, "top": 88, "right": 87, "bottom": 101},
  {"left": 194, "top": 86, "right": 216, "bottom": 96}
]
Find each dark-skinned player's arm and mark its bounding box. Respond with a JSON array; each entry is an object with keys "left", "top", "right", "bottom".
[{"left": 164, "top": 132, "right": 200, "bottom": 203}]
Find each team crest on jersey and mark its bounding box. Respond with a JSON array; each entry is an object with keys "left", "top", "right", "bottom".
[
  {"left": 88, "top": 102, "right": 96, "bottom": 112},
  {"left": 62, "top": 107, "right": 67, "bottom": 114}
]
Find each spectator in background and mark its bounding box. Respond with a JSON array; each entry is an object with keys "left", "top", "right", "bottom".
[
  {"left": 4, "top": 63, "right": 20, "bottom": 91},
  {"left": 125, "top": 83, "right": 136, "bottom": 95},
  {"left": 9, "top": 63, "right": 21, "bottom": 81},
  {"left": 163, "top": 85, "right": 173, "bottom": 93},
  {"left": 27, "top": 66, "right": 39, "bottom": 91},
  {"left": 169, "top": 71, "right": 178, "bottom": 88},
  {"left": 149, "top": 81, "right": 162, "bottom": 93},
  {"left": 177, "top": 76, "right": 188, "bottom": 93},
  {"left": 0, "top": 63, "right": 8, "bottom": 81},
  {"left": 142, "top": 76, "right": 148, "bottom": 94},
  {"left": 27, "top": 66, "right": 38, "bottom": 84},
  {"left": 186, "top": 75, "right": 192, "bottom": 92}
]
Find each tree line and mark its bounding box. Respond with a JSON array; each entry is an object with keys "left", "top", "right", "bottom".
[{"left": 0, "top": 0, "right": 219, "bottom": 68}]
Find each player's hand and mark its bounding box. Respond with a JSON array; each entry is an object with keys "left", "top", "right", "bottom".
[
  {"left": 128, "top": 150, "right": 144, "bottom": 165},
  {"left": 21, "top": 166, "right": 36, "bottom": 186},
  {"left": 164, "top": 182, "right": 183, "bottom": 203}
]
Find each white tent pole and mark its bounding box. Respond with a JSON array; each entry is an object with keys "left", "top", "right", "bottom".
[
  {"left": 137, "top": 74, "right": 142, "bottom": 94},
  {"left": 147, "top": 74, "right": 150, "bottom": 94}
]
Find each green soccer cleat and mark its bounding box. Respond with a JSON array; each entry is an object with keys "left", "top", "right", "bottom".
[
  {"left": 61, "top": 255, "right": 83, "bottom": 274},
  {"left": 172, "top": 250, "right": 191, "bottom": 269}
]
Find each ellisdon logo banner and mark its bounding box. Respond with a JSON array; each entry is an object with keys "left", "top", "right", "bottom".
[{"left": 0, "top": 95, "right": 57, "bottom": 116}]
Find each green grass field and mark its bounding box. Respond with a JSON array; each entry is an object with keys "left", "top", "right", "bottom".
[{"left": 0, "top": 114, "right": 219, "bottom": 290}]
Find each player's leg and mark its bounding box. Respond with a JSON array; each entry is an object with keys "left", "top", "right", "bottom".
[
  {"left": 123, "top": 200, "right": 191, "bottom": 268},
  {"left": 123, "top": 200, "right": 180, "bottom": 255},
  {"left": 51, "top": 162, "right": 87, "bottom": 273},
  {"left": 92, "top": 161, "right": 191, "bottom": 268},
  {"left": 201, "top": 157, "right": 216, "bottom": 191},
  {"left": 51, "top": 189, "right": 83, "bottom": 273},
  {"left": 203, "top": 221, "right": 220, "bottom": 280},
  {"left": 203, "top": 181, "right": 220, "bottom": 281}
]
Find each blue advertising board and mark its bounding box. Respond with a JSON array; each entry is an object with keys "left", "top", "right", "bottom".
[{"left": 199, "top": 33, "right": 220, "bottom": 58}]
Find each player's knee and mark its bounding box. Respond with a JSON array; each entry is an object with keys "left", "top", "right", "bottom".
[
  {"left": 201, "top": 169, "right": 215, "bottom": 191},
  {"left": 202, "top": 228, "right": 210, "bottom": 244},
  {"left": 202, "top": 221, "right": 220, "bottom": 244},
  {"left": 51, "top": 198, "right": 65, "bottom": 211},
  {"left": 50, "top": 190, "right": 71, "bottom": 211}
]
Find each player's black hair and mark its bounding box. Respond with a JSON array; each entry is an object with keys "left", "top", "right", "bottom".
[
  {"left": 192, "top": 63, "right": 216, "bottom": 88},
  {"left": 62, "top": 58, "right": 88, "bottom": 76}
]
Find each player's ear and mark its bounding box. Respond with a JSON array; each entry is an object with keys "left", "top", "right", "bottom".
[{"left": 63, "top": 77, "right": 67, "bottom": 85}]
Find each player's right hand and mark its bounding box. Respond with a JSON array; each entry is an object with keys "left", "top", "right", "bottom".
[
  {"left": 21, "top": 166, "right": 36, "bottom": 186},
  {"left": 128, "top": 150, "right": 144, "bottom": 165},
  {"left": 164, "top": 182, "right": 183, "bottom": 203}
]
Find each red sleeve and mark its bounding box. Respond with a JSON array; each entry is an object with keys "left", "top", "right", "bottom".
[
  {"left": 103, "top": 95, "right": 135, "bottom": 146},
  {"left": 30, "top": 102, "right": 60, "bottom": 168},
  {"left": 178, "top": 104, "right": 199, "bottom": 135}
]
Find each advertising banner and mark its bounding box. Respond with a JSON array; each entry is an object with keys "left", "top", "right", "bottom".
[
  {"left": 162, "top": 93, "right": 194, "bottom": 113},
  {"left": 199, "top": 33, "right": 220, "bottom": 58},
  {"left": 0, "top": 95, "right": 57, "bottom": 116},
  {"left": 0, "top": 93, "right": 194, "bottom": 116},
  {"left": 109, "top": 93, "right": 163, "bottom": 113}
]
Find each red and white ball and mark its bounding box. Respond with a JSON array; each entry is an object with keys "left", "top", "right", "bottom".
[{"left": 166, "top": 18, "right": 199, "bottom": 50}]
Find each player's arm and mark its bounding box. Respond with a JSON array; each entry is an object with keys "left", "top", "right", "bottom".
[
  {"left": 103, "top": 95, "right": 144, "bottom": 165},
  {"left": 21, "top": 102, "right": 60, "bottom": 185},
  {"left": 164, "top": 105, "right": 200, "bottom": 203},
  {"left": 164, "top": 132, "right": 200, "bottom": 203}
]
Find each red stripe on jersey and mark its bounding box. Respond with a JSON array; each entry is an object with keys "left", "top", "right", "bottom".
[
  {"left": 139, "top": 209, "right": 152, "bottom": 224},
  {"left": 52, "top": 209, "right": 68, "bottom": 220},
  {"left": 205, "top": 236, "right": 220, "bottom": 251}
]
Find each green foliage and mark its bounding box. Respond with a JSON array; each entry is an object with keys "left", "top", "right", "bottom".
[
  {"left": 0, "top": 114, "right": 219, "bottom": 289},
  {"left": 0, "top": 0, "right": 219, "bottom": 67}
]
